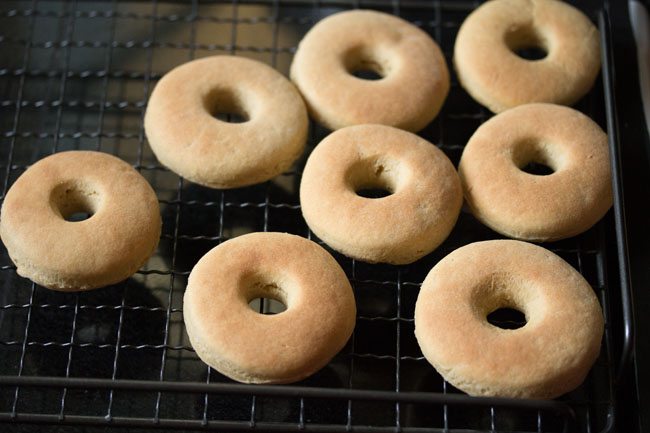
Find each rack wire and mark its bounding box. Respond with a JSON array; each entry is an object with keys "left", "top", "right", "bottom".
[{"left": 0, "top": 0, "right": 629, "bottom": 432}]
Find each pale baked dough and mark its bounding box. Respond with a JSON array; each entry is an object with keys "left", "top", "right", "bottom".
[
  {"left": 458, "top": 103, "right": 612, "bottom": 241},
  {"left": 145, "top": 55, "right": 308, "bottom": 189},
  {"left": 300, "top": 124, "right": 462, "bottom": 264},
  {"left": 454, "top": 0, "right": 600, "bottom": 113},
  {"left": 183, "top": 232, "right": 356, "bottom": 384},
  {"left": 414, "top": 240, "right": 604, "bottom": 399},
  {"left": 290, "top": 10, "right": 449, "bottom": 132},
  {"left": 0, "top": 151, "right": 161, "bottom": 291}
]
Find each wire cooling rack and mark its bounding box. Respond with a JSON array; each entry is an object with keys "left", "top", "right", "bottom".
[{"left": 0, "top": 1, "right": 632, "bottom": 432}]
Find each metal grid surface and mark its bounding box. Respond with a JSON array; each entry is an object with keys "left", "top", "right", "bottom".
[{"left": 0, "top": 0, "right": 626, "bottom": 432}]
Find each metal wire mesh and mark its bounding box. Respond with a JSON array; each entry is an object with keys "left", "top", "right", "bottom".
[{"left": 0, "top": 0, "right": 621, "bottom": 432}]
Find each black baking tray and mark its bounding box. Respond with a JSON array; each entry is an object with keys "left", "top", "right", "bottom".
[{"left": 0, "top": 1, "right": 637, "bottom": 432}]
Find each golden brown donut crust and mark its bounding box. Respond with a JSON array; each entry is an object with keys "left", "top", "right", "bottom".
[
  {"left": 454, "top": 0, "right": 600, "bottom": 113},
  {"left": 290, "top": 10, "right": 449, "bottom": 132},
  {"left": 414, "top": 240, "right": 604, "bottom": 399},
  {"left": 145, "top": 55, "right": 308, "bottom": 189},
  {"left": 183, "top": 232, "right": 356, "bottom": 384},
  {"left": 458, "top": 103, "right": 612, "bottom": 241},
  {"left": 300, "top": 124, "right": 462, "bottom": 264},
  {"left": 0, "top": 151, "right": 161, "bottom": 291}
]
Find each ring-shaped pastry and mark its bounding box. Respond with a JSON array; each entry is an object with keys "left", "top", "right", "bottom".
[
  {"left": 183, "top": 232, "right": 356, "bottom": 384},
  {"left": 454, "top": 0, "right": 600, "bottom": 113},
  {"left": 414, "top": 240, "right": 604, "bottom": 399},
  {"left": 300, "top": 124, "right": 462, "bottom": 264},
  {"left": 145, "top": 55, "right": 308, "bottom": 189},
  {"left": 290, "top": 10, "right": 450, "bottom": 132},
  {"left": 458, "top": 103, "right": 611, "bottom": 241},
  {"left": 0, "top": 151, "right": 161, "bottom": 291}
]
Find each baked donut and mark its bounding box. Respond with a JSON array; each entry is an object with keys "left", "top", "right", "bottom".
[
  {"left": 144, "top": 55, "right": 308, "bottom": 189},
  {"left": 0, "top": 151, "right": 161, "bottom": 291},
  {"left": 458, "top": 103, "right": 611, "bottom": 241},
  {"left": 290, "top": 10, "right": 449, "bottom": 132},
  {"left": 300, "top": 124, "right": 462, "bottom": 264},
  {"left": 414, "top": 240, "right": 604, "bottom": 399},
  {"left": 183, "top": 232, "right": 356, "bottom": 384},
  {"left": 454, "top": 0, "right": 600, "bottom": 113}
]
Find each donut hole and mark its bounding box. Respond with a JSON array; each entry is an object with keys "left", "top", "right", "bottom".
[
  {"left": 352, "top": 69, "right": 383, "bottom": 81},
  {"left": 487, "top": 307, "right": 527, "bottom": 330},
  {"left": 346, "top": 158, "right": 398, "bottom": 199},
  {"left": 515, "top": 46, "right": 547, "bottom": 61},
  {"left": 471, "top": 274, "right": 529, "bottom": 330},
  {"left": 520, "top": 162, "right": 555, "bottom": 176},
  {"left": 504, "top": 26, "right": 548, "bottom": 61},
  {"left": 66, "top": 211, "right": 92, "bottom": 222},
  {"left": 343, "top": 46, "right": 389, "bottom": 81},
  {"left": 356, "top": 187, "right": 392, "bottom": 199},
  {"left": 248, "top": 296, "right": 287, "bottom": 315},
  {"left": 512, "top": 139, "right": 559, "bottom": 176},
  {"left": 244, "top": 276, "right": 289, "bottom": 315},
  {"left": 204, "top": 88, "right": 249, "bottom": 123},
  {"left": 50, "top": 181, "right": 100, "bottom": 222}
]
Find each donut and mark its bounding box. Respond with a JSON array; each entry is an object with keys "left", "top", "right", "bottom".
[
  {"left": 183, "top": 232, "right": 356, "bottom": 384},
  {"left": 144, "top": 55, "right": 308, "bottom": 189},
  {"left": 458, "top": 103, "right": 612, "bottom": 241},
  {"left": 0, "top": 151, "right": 161, "bottom": 291},
  {"left": 300, "top": 124, "right": 462, "bottom": 264},
  {"left": 454, "top": 0, "right": 600, "bottom": 113},
  {"left": 290, "top": 10, "right": 449, "bottom": 132},
  {"left": 414, "top": 240, "right": 604, "bottom": 399}
]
